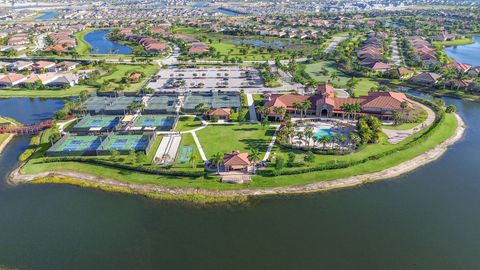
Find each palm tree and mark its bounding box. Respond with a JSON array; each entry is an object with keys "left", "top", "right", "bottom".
[
  {"left": 293, "top": 102, "right": 303, "bottom": 118},
  {"left": 304, "top": 127, "right": 314, "bottom": 147},
  {"left": 320, "top": 135, "right": 330, "bottom": 149},
  {"left": 302, "top": 100, "right": 312, "bottom": 117},
  {"left": 273, "top": 106, "right": 286, "bottom": 120},
  {"left": 248, "top": 148, "right": 260, "bottom": 174},
  {"left": 211, "top": 152, "right": 223, "bottom": 175},
  {"left": 255, "top": 105, "right": 269, "bottom": 120},
  {"left": 189, "top": 153, "right": 198, "bottom": 169}
]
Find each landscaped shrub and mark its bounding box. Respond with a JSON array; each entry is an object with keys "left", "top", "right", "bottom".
[{"left": 37, "top": 157, "right": 204, "bottom": 177}]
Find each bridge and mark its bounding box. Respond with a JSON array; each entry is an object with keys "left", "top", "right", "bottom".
[{"left": 0, "top": 120, "right": 54, "bottom": 135}]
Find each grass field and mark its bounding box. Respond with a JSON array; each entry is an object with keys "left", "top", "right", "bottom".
[
  {"left": 172, "top": 26, "right": 313, "bottom": 61},
  {"left": 432, "top": 38, "right": 474, "bottom": 47},
  {"left": 175, "top": 116, "right": 202, "bottom": 131},
  {"left": 196, "top": 124, "right": 275, "bottom": 158},
  {"left": 74, "top": 29, "right": 93, "bottom": 55},
  {"left": 304, "top": 61, "right": 378, "bottom": 96},
  {"left": 97, "top": 64, "right": 158, "bottom": 92},
  {"left": 0, "top": 86, "right": 96, "bottom": 98}
]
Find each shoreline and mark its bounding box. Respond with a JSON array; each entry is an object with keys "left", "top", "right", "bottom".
[{"left": 7, "top": 113, "right": 466, "bottom": 201}]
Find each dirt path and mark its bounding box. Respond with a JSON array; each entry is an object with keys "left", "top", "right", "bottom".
[{"left": 8, "top": 114, "right": 465, "bottom": 198}]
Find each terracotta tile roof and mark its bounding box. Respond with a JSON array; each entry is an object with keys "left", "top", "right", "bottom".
[
  {"left": 0, "top": 73, "right": 26, "bottom": 83},
  {"left": 223, "top": 151, "right": 250, "bottom": 166},
  {"left": 208, "top": 108, "right": 232, "bottom": 116}
]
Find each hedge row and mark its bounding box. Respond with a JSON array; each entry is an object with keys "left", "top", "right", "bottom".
[
  {"left": 259, "top": 98, "right": 445, "bottom": 176},
  {"left": 38, "top": 157, "right": 204, "bottom": 178},
  {"left": 276, "top": 141, "right": 354, "bottom": 155}
]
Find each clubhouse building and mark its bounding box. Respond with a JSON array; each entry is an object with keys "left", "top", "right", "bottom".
[{"left": 264, "top": 83, "right": 414, "bottom": 120}]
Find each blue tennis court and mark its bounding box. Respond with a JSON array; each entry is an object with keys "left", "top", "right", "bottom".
[{"left": 134, "top": 115, "right": 175, "bottom": 130}]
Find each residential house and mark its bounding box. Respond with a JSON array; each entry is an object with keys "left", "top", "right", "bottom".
[
  {"left": 0, "top": 73, "right": 27, "bottom": 87},
  {"left": 56, "top": 61, "right": 79, "bottom": 71},
  {"left": 410, "top": 72, "right": 442, "bottom": 85},
  {"left": 33, "top": 61, "right": 57, "bottom": 73},
  {"left": 396, "top": 67, "right": 414, "bottom": 79},
  {"left": 7, "top": 61, "right": 33, "bottom": 72}
]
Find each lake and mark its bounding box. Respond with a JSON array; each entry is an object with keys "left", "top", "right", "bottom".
[
  {"left": 444, "top": 36, "right": 480, "bottom": 66},
  {"left": 84, "top": 30, "right": 132, "bottom": 55},
  {"left": 1, "top": 96, "right": 480, "bottom": 269},
  {"left": 216, "top": 7, "right": 242, "bottom": 15},
  {"left": 34, "top": 11, "right": 57, "bottom": 21}
]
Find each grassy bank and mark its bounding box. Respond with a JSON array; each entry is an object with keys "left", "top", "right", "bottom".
[
  {"left": 31, "top": 176, "right": 250, "bottom": 204},
  {"left": 433, "top": 38, "right": 474, "bottom": 47},
  {"left": 74, "top": 29, "right": 93, "bottom": 55},
  {"left": 0, "top": 86, "right": 96, "bottom": 98}
]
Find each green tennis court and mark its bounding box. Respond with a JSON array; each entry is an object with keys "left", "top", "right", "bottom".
[{"left": 178, "top": 145, "right": 193, "bottom": 163}]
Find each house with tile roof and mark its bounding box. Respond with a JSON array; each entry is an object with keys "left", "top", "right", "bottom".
[
  {"left": 0, "top": 73, "right": 27, "bottom": 88},
  {"left": 223, "top": 151, "right": 251, "bottom": 172}
]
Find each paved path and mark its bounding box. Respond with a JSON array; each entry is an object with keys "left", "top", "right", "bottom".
[
  {"left": 324, "top": 35, "right": 347, "bottom": 54},
  {"left": 262, "top": 125, "right": 280, "bottom": 162},
  {"left": 390, "top": 37, "right": 403, "bottom": 66},
  {"left": 382, "top": 101, "right": 435, "bottom": 144},
  {"left": 57, "top": 118, "right": 77, "bottom": 133},
  {"left": 191, "top": 131, "right": 207, "bottom": 162},
  {"left": 246, "top": 93, "right": 259, "bottom": 123}
]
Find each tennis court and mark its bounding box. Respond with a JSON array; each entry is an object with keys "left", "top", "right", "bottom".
[
  {"left": 102, "top": 135, "right": 151, "bottom": 152},
  {"left": 74, "top": 115, "right": 120, "bottom": 131},
  {"left": 182, "top": 92, "right": 241, "bottom": 113},
  {"left": 178, "top": 145, "right": 193, "bottom": 163},
  {"left": 134, "top": 115, "right": 175, "bottom": 130},
  {"left": 46, "top": 135, "right": 103, "bottom": 156}
]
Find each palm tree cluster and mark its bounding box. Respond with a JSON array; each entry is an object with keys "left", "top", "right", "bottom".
[{"left": 340, "top": 103, "right": 362, "bottom": 120}]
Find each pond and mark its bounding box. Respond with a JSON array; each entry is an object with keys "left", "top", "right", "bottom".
[
  {"left": 215, "top": 7, "right": 242, "bottom": 16},
  {"left": 34, "top": 11, "right": 57, "bottom": 21},
  {"left": 84, "top": 30, "right": 132, "bottom": 55},
  {"left": 444, "top": 36, "right": 480, "bottom": 66}
]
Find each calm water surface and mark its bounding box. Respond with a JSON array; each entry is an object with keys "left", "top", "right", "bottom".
[
  {"left": 34, "top": 12, "right": 57, "bottom": 21},
  {"left": 445, "top": 36, "right": 480, "bottom": 66},
  {"left": 84, "top": 30, "right": 132, "bottom": 55},
  {"left": 0, "top": 97, "right": 480, "bottom": 270}
]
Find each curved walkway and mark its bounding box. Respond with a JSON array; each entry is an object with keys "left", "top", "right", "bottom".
[
  {"left": 382, "top": 101, "right": 436, "bottom": 144},
  {"left": 8, "top": 114, "right": 465, "bottom": 198}
]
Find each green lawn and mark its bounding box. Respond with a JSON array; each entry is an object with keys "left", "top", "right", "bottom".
[
  {"left": 382, "top": 105, "right": 428, "bottom": 130},
  {"left": 0, "top": 86, "right": 96, "bottom": 98},
  {"left": 173, "top": 26, "right": 314, "bottom": 61},
  {"left": 304, "top": 61, "right": 378, "bottom": 96},
  {"left": 196, "top": 124, "right": 275, "bottom": 158},
  {"left": 432, "top": 38, "right": 474, "bottom": 47},
  {"left": 74, "top": 29, "right": 93, "bottom": 55},
  {"left": 97, "top": 64, "right": 158, "bottom": 92},
  {"left": 175, "top": 116, "right": 202, "bottom": 131}
]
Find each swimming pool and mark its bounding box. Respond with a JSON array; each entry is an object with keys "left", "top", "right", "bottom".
[{"left": 314, "top": 127, "right": 333, "bottom": 139}]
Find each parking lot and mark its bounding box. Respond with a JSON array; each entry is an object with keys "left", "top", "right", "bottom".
[{"left": 146, "top": 67, "right": 263, "bottom": 93}]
